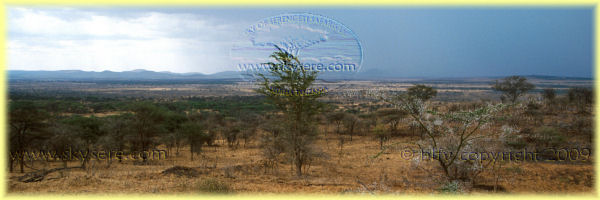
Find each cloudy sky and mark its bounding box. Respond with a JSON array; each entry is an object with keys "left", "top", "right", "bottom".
[{"left": 7, "top": 7, "right": 593, "bottom": 77}]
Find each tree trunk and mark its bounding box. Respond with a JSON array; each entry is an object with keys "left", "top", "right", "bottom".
[
  {"left": 20, "top": 152, "right": 24, "bottom": 173},
  {"left": 190, "top": 143, "right": 194, "bottom": 161},
  {"left": 9, "top": 158, "right": 13, "bottom": 172},
  {"left": 295, "top": 158, "right": 302, "bottom": 177},
  {"left": 81, "top": 147, "right": 89, "bottom": 169}
]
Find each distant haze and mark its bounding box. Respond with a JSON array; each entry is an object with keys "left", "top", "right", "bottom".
[{"left": 7, "top": 7, "right": 593, "bottom": 78}]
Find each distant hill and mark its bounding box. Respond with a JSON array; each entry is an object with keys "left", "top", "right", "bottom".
[
  {"left": 7, "top": 69, "right": 592, "bottom": 81},
  {"left": 8, "top": 69, "right": 237, "bottom": 81},
  {"left": 520, "top": 75, "right": 593, "bottom": 80}
]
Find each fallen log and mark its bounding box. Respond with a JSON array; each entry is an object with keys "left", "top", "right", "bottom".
[{"left": 18, "top": 167, "right": 82, "bottom": 183}]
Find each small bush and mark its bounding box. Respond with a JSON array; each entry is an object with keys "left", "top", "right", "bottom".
[
  {"left": 505, "top": 137, "right": 527, "bottom": 150},
  {"left": 501, "top": 125, "right": 526, "bottom": 149},
  {"left": 504, "top": 166, "right": 523, "bottom": 174},
  {"left": 569, "top": 118, "right": 592, "bottom": 142},
  {"left": 197, "top": 178, "right": 233, "bottom": 194},
  {"left": 438, "top": 180, "right": 464, "bottom": 194},
  {"left": 161, "top": 166, "right": 200, "bottom": 178},
  {"left": 534, "top": 126, "right": 565, "bottom": 147}
]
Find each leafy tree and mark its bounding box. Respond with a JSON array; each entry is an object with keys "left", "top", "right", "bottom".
[
  {"left": 239, "top": 113, "right": 260, "bottom": 147},
  {"left": 160, "top": 111, "right": 187, "bottom": 156},
  {"left": 377, "top": 108, "right": 407, "bottom": 136},
  {"left": 541, "top": 88, "right": 557, "bottom": 114},
  {"left": 259, "top": 114, "right": 286, "bottom": 173},
  {"left": 372, "top": 124, "right": 389, "bottom": 150},
  {"left": 255, "top": 46, "right": 325, "bottom": 176},
  {"left": 542, "top": 88, "right": 556, "bottom": 103},
  {"left": 178, "top": 121, "right": 207, "bottom": 161},
  {"left": 491, "top": 76, "right": 535, "bottom": 103},
  {"left": 567, "top": 87, "right": 593, "bottom": 114},
  {"left": 343, "top": 113, "right": 359, "bottom": 141},
  {"left": 9, "top": 101, "right": 49, "bottom": 172},
  {"left": 358, "top": 113, "right": 377, "bottom": 137},
  {"left": 129, "top": 102, "right": 167, "bottom": 162},
  {"left": 328, "top": 112, "right": 346, "bottom": 135},
  {"left": 61, "top": 115, "right": 104, "bottom": 168},
  {"left": 203, "top": 112, "right": 224, "bottom": 146},
  {"left": 223, "top": 118, "right": 242, "bottom": 149},
  {"left": 407, "top": 84, "right": 437, "bottom": 101},
  {"left": 328, "top": 111, "right": 349, "bottom": 158},
  {"left": 98, "top": 114, "right": 132, "bottom": 163},
  {"left": 47, "top": 123, "right": 84, "bottom": 168}
]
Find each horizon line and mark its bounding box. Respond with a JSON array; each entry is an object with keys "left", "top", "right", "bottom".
[{"left": 7, "top": 69, "right": 593, "bottom": 79}]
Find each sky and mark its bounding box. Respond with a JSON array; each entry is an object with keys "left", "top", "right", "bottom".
[{"left": 7, "top": 6, "right": 593, "bottom": 78}]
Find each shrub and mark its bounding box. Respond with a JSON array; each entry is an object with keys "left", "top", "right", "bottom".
[
  {"left": 197, "top": 178, "right": 233, "bottom": 194},
  {"left": 505, "top": 137, "right": 527, "bottom": 150},
  {"left": 501, "top": 125, "right": 526, "bottom": 150},
  {"left": 569, "top": 117, "right": 593, "bottom": 143},
  {"left": 504, "top": 166, "right": 523, "bottom": 174},
  {"left": 567, "top": 87, "right": 593, "bottom": 114},
  {"left": 542, "top": 88, "right": 556, "bottom": 103},
  {"left": 534, "top": 126, "right": 565, "bottom": 148},
  {"left": 379, "top": 92, "right": 506, "bottom": 182},
  {"left": 438, "top": 180, "right": 464, "bottom": 194}
]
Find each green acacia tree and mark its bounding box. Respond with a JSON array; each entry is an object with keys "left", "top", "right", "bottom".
[
  {"left": 178, "top": 121, "right": 207, "bottom": 161},
  {"left": 567, "top": 87, "right": 593, "bottom": 114},
  {"left": 328, "top": 112, "right": 346, "bottom": 135},
  {"left": 9, "top": 101, "right": 49, "bottom": 173},
  {"left": 492, "top": 76, "right": 535, "bottom": 103},
  {"left": 407, "top": 84, "right": 437, "bottom": 101},
  {"left": 256, "top": 46, "right": 325, "bottom": 176},
  {"left": 377, "top": 108, "right": 407, "bottom": 136},
  {"left": 372, "top": 124, "right": 389, "bottom": 150},
  {"left": 61, "top": 115, "right": 104, "bottom": 169},
  {"left": 129, "top": 102, "right": 167, "bottom": 162}
]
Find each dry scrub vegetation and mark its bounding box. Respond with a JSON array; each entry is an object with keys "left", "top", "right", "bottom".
[
  {"left": 8, "top": 71, "right": 595, "bottom": 194},
  {"left": 8, "top": 135, "right": 593, "bottom": 194}
]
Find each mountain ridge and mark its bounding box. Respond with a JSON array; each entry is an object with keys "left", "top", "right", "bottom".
[{"left": 7, "top": 69, "right": 593, "bottom": 81}]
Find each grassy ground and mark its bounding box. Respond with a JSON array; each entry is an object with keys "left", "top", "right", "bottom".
[{"left": 8, "top": 135, "right": 594, "bottom": 194}]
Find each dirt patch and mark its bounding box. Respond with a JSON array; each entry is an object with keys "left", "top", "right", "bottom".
[{"left": 161, "top": 166, "right": 200, "bottom": 178}]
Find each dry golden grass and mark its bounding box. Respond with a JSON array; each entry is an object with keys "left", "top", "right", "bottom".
[{"left": 8, "top": 135, "right": 594, "bottom": 194}]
